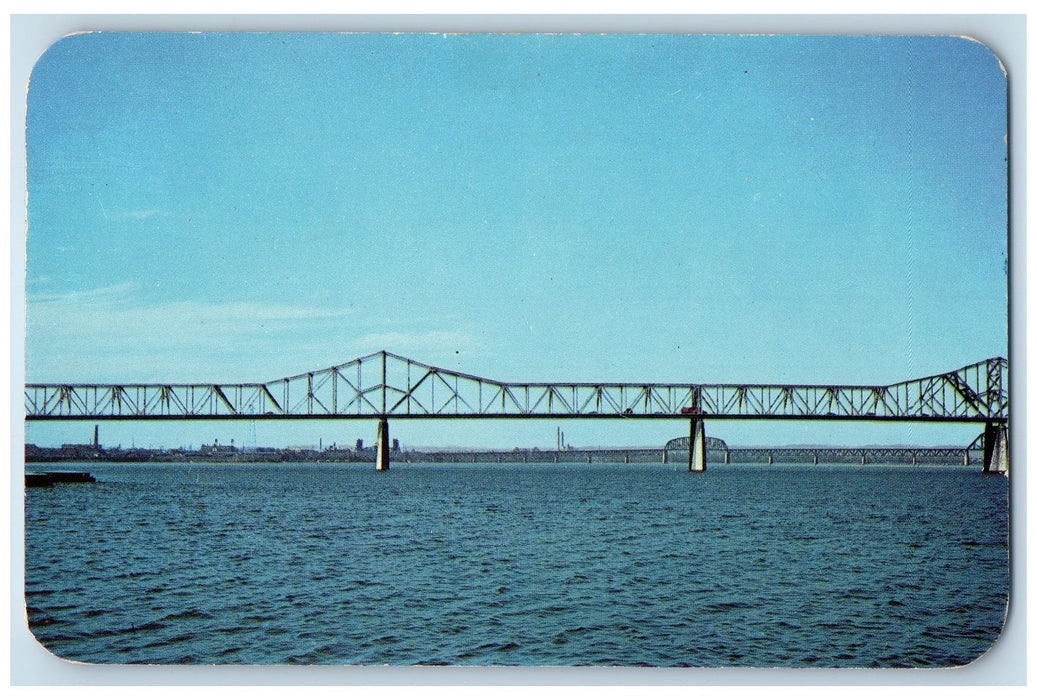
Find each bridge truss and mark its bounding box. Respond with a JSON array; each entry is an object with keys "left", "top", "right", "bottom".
[
  {"left": 664, "top": 439, "right": 981, "bottom": 466},
  {"left": 25, "top": 351, "right": 1008, "bottom": 424}
]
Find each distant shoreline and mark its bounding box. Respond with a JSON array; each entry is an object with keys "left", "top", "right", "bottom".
[{"left": 25, "top": 444, "right": 981, "bottom": 466}]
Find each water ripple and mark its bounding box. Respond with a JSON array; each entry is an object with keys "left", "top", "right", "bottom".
[{"left": 24, "top": 462, "right": 1008, "bottom": 666}]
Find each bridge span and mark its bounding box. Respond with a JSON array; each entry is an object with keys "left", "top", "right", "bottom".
[
  {"left": 664, "top": 437, "right": 983, "bottom": 467},
  {"left": 24, "top": 351, "right": 1009, "bottom": 474}
]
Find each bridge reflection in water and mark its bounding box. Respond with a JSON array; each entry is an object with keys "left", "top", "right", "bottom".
[{"left": 24, "top": 351, "right": 1009, "bottom": 474}]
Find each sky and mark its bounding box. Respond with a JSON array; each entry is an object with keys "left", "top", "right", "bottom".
[{"left": 21, "top": 32, "right": 1008, "bottom": 451}]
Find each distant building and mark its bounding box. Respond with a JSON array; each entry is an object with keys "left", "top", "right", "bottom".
[{"left": 200, "top": 442, "right": 237, "bottom": 454}]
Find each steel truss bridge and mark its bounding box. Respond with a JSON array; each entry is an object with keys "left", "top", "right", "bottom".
[
  {"left": 24, "top": 351, "right": 1009, "bottom": 473},
  {"left": 664, "top": 437, "right": 983, "bottom": 467}
]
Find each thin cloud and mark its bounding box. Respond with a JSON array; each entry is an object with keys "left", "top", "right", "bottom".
[
  {"left": 29, "top": 283, "right": 350, "bottom": 321},
  {"left": 29, "top": 281, "right": 139, "bottom": 305},
  {"left": 25, "top": 284, "right": 354, "bottom": 382}
]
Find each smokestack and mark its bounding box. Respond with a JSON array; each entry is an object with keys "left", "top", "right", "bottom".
[{"left": 93, "top": 425, "right": 99, "bottom": 449}]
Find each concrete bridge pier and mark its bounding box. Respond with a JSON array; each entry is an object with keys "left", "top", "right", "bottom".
[
  {"left": 688, "top": 419, "right": 706, "bottom": 472},
  {"left": 983, "top": 421, "right": 1009, "bottom": 474},
  {"left": 375, "top": 418, "right": 390, "bottom": 471}
]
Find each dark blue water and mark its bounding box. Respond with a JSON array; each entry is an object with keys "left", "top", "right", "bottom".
[{"left": 24, "top": 462, "right": 1008, "bottom": 667}]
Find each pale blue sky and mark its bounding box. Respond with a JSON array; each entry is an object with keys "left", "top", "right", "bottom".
[{"left": 23, "top": 32, "right": 1008, "bottom": 450}]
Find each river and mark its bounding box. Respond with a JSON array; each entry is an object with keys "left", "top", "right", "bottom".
[{"left": 24, "top": 461, "right": 1008, "bottom": 667}]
